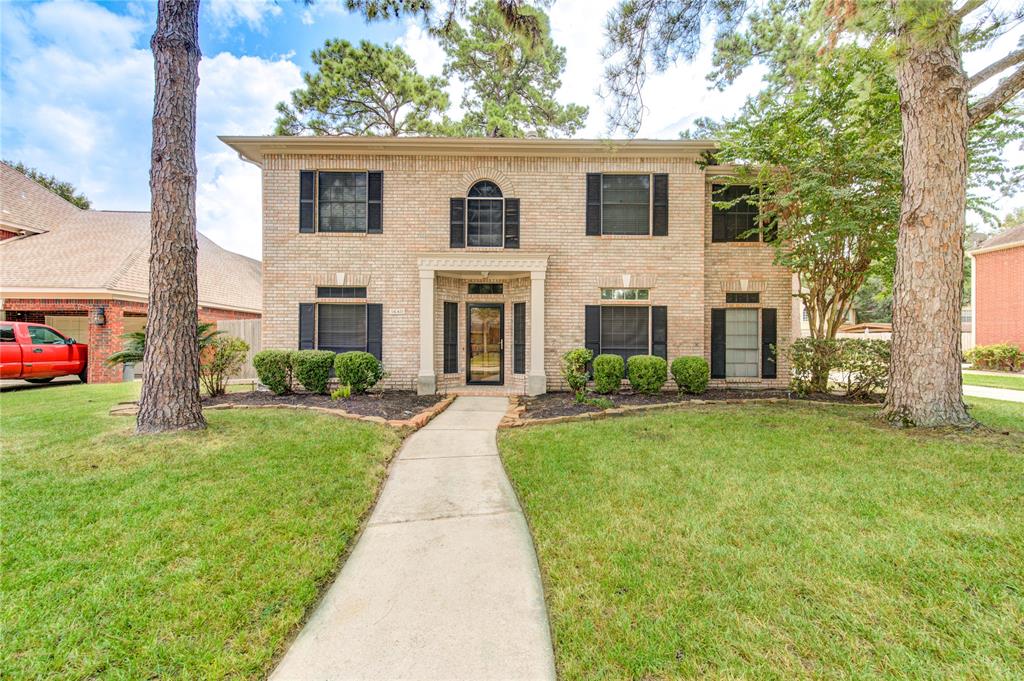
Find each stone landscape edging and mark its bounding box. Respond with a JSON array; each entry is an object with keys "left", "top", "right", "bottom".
[
  {"left": 110, "top": 395, "right": 456, "bottom": 432},
  {"left": 499, "top": 395, "right": 881, "bottom": 429}
]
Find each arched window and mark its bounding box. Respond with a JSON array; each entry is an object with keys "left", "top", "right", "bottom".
[{"left": 467, "top": 180, "right": 504, "bottom": 247}]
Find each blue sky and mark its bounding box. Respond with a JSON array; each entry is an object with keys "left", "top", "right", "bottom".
[{"left": 1, "top": 0, "right": 1020, "bottom": 260}]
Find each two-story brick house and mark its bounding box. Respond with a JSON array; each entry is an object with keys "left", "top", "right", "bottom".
[{"left": 221, "top": 136, "right": 793, "bottom": 395}]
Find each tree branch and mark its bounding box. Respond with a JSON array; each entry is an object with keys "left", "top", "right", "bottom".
[
  {"left": 967, "top": 48, "right": 1024, "bottom": 90},
  {"left": 969, "top": 63, "right": 1024, "bottom": 127},
  {"left": 952, "top": 0, "right": 986, "bottom": 22}
]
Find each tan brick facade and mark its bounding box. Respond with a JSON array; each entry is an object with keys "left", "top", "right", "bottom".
[{"left": 245, "top": 138, "right": 792, "bottom": 393}]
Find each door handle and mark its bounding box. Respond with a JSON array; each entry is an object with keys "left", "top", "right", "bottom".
[{"left": 32, "top": 348, "right": 43, "bottom": 353}]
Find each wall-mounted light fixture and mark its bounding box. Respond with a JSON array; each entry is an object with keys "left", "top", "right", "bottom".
[{"left": 90, "top": 306, "right": 106, "bottom": 326}]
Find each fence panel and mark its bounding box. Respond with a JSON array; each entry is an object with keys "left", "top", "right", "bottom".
[{"left": 217, "top": 319, "right": 261, "bottom": 378}]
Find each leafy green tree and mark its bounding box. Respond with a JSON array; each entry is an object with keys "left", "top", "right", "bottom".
[
  {"left": 440, "top": 0, "right": 587, "bottom": 137},
  {"left": 853, "top": 274, "right": 893, "bottom": 324},
  {"left": 4, "top": 160, "right": 90, "bottom": 209},
  {"left": 709, "top": 46, "right": 902, "bottom": 340},
  {"left": 107, "top": 322, "right": 222, "bottom": 367},
  {"left": 276, "top": 40, "right": 450, "bottom": 136},
  {"left": 604, "top": 0, "right": 1024, "bottom": 427},
  {"left": 1001, "top": 205, "right": 1024, "bottom": 230}
]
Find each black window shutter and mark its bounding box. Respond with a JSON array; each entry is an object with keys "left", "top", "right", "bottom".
[
  {"left": 504, "top": 198, "right": 520, "bottom": 249},
  {"left": 711, "top": 308, "right": 726, "bottom": 378},
  {"left": 652, "top": 174, "right": 668, "bottom": 236},
  {"left": 586, "top": 174, "right": 602, "bottom": 236},
  {"left": 585, "top": 305, "right": 601, "bottom": 359},
  {"left": 366, "top": 304, "right": 383, "bottom": 361},
  {"left": 450, "top": 197, "right": 466, "bottom": 248},
  {"left": 367, "top": 171, "right": 383, "bottom": 233},
  {"left": 299, "top": 171, "right": 315, "bottom": 233},
  {"left": 299, "top": 303, "right": 315, "bottom": 349},
  {"left": 761, "top": 308, "right": 777, "bottom": 378},
  {"left": 651, "top": 306, "right": 667, "bottom": 359},
  {"left": 443, "top": 302, "right": 458, "bottom": 374},
  {"left": 513, "top": 302, "right": 526, "bottom": 374}
]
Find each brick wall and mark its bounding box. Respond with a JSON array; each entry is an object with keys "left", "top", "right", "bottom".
[
  {"left": 974, "top": 245, "right": 1024, "bottom": 348},
  {"left": 261, "top": 153, "right": 792, "bottom": 391},
  {"left": 2, "top": 297, "right": 259, "bottom": 383}
]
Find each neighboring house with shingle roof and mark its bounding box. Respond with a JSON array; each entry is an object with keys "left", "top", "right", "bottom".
[
  {"left": 0, "top": 161, "right": 261, "bottom": 383},
  {"left": 968, "top": 223, "right": 1024, "bottom": 351}
]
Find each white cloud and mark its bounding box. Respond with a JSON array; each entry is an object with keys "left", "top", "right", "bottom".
[
  {"left": 1, "top": 0, "right": 302, "bottom": 260},
  {"left": 395, "top": 19, "right": 466, "bottom": 120},
  {"left": 206, "top": 0, "right": 282, "bottom": 30},
  {"left": 196, "top": 53, "right": 303, "bottom": 259}
]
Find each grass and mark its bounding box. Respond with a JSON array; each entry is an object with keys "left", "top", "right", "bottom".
[
  {"left": 963, "top": 371, "right": 1024, "bottom": 391},
  {"left": 501, "top": 400, "right": 1024, "bottom": 680},
  {"left": 1, "top": 382, "right": 400, "bottom": 678}
]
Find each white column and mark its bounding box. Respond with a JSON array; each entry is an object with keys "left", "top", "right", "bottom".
[
  {"left": 417, "top": 269, "right": 436, "bottom": 395},
  {"left": 527, "top": 270, "right": 547, "bottom": 395}
]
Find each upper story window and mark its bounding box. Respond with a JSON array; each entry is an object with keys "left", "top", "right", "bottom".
[
  {"left": 467, "top": 181, "right": 504, "bottom": 247},
  {"left": 586, "top": 173, "right": 668, "bottom": 237},
  {"left": 602, "top": 175, "right": 650, "bottom": 235},
  {"left": 712, "top": 184, "right": 767, "bottom": 243},
  {"left": 319, "top": 172, "right": 367, "bottom": 232},
  {"left": 450, "top": 181, "right": 520, "bottom": 249},
  {"left": 298, "top": 170, "right": 383, "bottom": 234}
]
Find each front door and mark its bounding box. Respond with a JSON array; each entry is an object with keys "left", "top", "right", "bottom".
[{"left": 466, "top": 303, "right": 504, "bottom": 385}]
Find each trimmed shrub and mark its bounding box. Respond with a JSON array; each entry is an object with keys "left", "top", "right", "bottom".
[
  {"left": 291, "top": 350, "right": 335, "bottom": 394},
  {"left": 561, "top": 347, "right": 593, "bottom": 396},
  {"left": 592, "top": 354, "right": 625, "bottom": 394},
  {"left": 200, "top": 335, "right": 249, "bottom": 397},
  {"left": 965, "top": 343, "right": 1023, "bottom": 371},
  {"left": 627, "top": 355, "right": 668, "bottom": 394},
  {"left": 253, "top": 349, "right": 294, "bottom": 395},
  {"left": 334, "top": 351, "right": 385, "bottom": 394},
  {"left": 671, "top": 356, "right": 709, "bottom": 394}
]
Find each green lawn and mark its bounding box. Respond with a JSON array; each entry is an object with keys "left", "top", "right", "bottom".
[
  {"left": 963, "top": 371, "right": 1024, "bottom": 391},
  {"left": 501, "top": 400, "right": 1024, "bottom": 680},
  {"left": 1, "top": 382, "right": 400, "bottom": 678}
]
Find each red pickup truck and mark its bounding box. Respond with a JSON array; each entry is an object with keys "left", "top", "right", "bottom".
[{"left": 0, "top": 322, "right": 88, "bottom": 383}]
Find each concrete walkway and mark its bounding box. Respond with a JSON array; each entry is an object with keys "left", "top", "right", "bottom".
[
  {"left": 964, "top": 384, "right": 1024, "bottom": 403},
  {"left": 271, "top": 396, "right": 556, "bottom": 681}
]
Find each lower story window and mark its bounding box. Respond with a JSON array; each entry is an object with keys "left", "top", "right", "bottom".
[
  {"left": 318, "top": 304, "right": 366, "bottom": 353},
  {"left": 600, "top": 306, "right": 649, "bottom": 362},
  {"left": 725, "top": 308, "right": 758, "bottom": 377}
]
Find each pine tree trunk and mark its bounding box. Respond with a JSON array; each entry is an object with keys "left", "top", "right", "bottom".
[
  {"left": 882, "top": 25, "right": 973, "bottom": 427},
  {"left": 137, "top": 0, "right": 205, "bottom": 434}
]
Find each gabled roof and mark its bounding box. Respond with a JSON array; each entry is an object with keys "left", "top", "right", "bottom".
[
  {"left": 0, "top": 160, "right": 81, "bottom": 235},
  {"left": 969, "top": 224, "right": 1024, "bottom": 255},
  {"left": 0, "top": 162, "right": 261, "bottom": 313}
]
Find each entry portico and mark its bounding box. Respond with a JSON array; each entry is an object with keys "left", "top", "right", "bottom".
[{"left": 417, "top": 252, "right": 549, "bottom": 396}]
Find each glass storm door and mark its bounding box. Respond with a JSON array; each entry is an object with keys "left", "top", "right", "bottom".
[{"left": 467, "top": 303, "right": 504, "bottom": 385}]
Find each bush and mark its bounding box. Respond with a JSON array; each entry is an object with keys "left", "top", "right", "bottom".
[
  {"left": 592, "top": 354, "right": 625, "bottom": 394},
  {"left": 334, "top": 351, "right": 385, "bottom": 394},
  {"left": 331, "top": 384, "right": 352, "bottom": 401},
  {"left": 790, "top": 337, "right": 890, "bottom": 398},
  {"left": 789, "top": 338, "right": 842, "bottom": 394},
  {"left": 291, "top": 350, "right": 335, "bottom": 394},
  {"left": 671, "top": 356, "right": 709, "bottom": 394},
  {"left": 252, "top": 349, "right": 294, "bottom": 395},
  {"left": 627, "top": 355, "right": 668, "bottom": 394},
  {"left": 837, "top": 339, "right": 890, "bottom": 398},
  {"left": 200, "top": 336, "right": 249, "bottom": 397},
  {"left": 561, "top": 348, "right": 593, "bottom": 396},
  {"left": 965, "top": 343, "right": 1023, "bottom": 372}
]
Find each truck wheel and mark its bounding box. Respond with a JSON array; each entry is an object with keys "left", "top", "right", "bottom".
[
  {"left": 78, "top": 368, "right": 88, "bottom": 384},
  {"left": 25, "top": 378, "right": 55, "bottom": 384}
]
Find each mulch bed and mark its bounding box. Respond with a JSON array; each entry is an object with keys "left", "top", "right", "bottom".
[
  {"left": 520, "top": 389, "right": 882, "bottom": 420},
  {"left": 204, "top": 390, "right": 444, "bottom": 421}
]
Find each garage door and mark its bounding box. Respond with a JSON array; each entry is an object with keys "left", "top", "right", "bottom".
[{"left": 45, "top": 315, "right": 89, "bottom": 343}]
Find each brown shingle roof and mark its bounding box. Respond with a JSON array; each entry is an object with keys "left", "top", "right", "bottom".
[
  {"left": 0, "top": 163, "right": 261, "bottom": 313},
  {"left": 971, "top": 224, "right": 1024, "bottom": 253}
]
